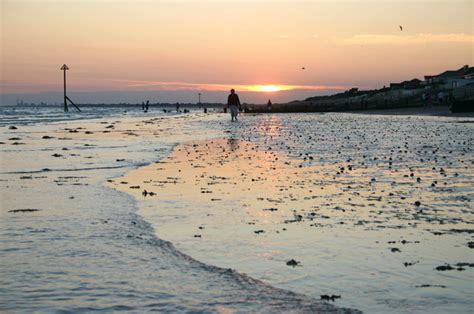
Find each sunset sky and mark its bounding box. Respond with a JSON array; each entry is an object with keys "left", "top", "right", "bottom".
[{"left": 1, "top": 0, "right": 473, "bottom": 104}]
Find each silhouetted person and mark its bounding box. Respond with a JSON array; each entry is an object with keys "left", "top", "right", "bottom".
[
  {"left": 145, "top": 100, "right": 149, "bottom": 112},
  {"left": 176, "top": 102, "right": 180, "bottom": 112},
  {"left": 267, "top": 99, "right": 272, "bottom": 111},
  {"left": 227, "top": 89, "right": 240, "bottom": 122},
  {"left": 427, "top": 94, "right": 432, "bottom": 107}
]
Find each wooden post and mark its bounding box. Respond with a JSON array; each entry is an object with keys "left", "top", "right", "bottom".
[
  {"left": 60, "top": 64, "right": 80, "bottom": 112},
  {"left": 61, "top": 64, "right": 69, "bottom": 112},
  {"left": 63, "top": 68, "right": 67, "bottom": 112}
]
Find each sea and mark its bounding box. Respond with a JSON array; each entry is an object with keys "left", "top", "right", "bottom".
[
  {"left": 0, "top": 104, "right": 351, "bottom": 313},
  {"left": 1, "top": 104, "right": 472, "bottom": 313}
]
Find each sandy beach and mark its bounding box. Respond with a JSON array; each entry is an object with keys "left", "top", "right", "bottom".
[
  {"left": 348, "top": 106, "right": 474, "bottom": 117},
  {"left": 1, "top": 108, "right": 473, "bottom": 313},
  {"left": 1, "top": 110, "right": 358, "bottom": 313},
  {"left": 112, "top": 110, "right": 473, "bottom": 313}
]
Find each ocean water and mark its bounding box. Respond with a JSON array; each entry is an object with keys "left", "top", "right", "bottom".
[
  {"left": 0, "top": 106, "right": 352, "bottom": 313},
  {"left": 0, "top": 104, "right": 199, "bottom": 126}
]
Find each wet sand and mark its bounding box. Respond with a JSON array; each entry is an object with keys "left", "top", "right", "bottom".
[
  {"left": 1, "top": 112, "right": 358, "bottom": 313},
  {"left": 112, "top": 112, "right": 474, "bottom": 313},
  {"left": 348, "top": 106, "right": 474, "bottom": 117}
]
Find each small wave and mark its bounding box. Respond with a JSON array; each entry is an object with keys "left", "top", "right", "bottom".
[
  {"left": 1, "top": 165, "right": 130, "bottom": 175},
  {"left": 125, "top": 213, "right": 360, "bottom": 313}
]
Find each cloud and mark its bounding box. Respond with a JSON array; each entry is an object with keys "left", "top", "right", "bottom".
[
  {"left": 1, "top": 78, "right": 348, "bottom": 95},
  {"left": 337, "top": 33, "right": 474, "bottom": 45},
  {"left": 114, "top": 79, "right": 347, "bottom": 93}
]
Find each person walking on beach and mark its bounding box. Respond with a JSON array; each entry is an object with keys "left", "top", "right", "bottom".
[{"left": 227, "top": 89, "right": 241, "bottom": 122}]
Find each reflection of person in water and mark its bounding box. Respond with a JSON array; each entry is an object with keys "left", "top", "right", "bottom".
[
  {"left": 227, "top": 89, "right": 240, "bottom": 122},
  {"left": 228, "top": 138, "right": 239, "bottom": 151}
]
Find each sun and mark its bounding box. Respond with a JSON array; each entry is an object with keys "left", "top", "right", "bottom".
[
  {"left": 244, "top": 84, "right": 297, "bottom": 92},
  {"left": 260, "top": 85, "right": 280, "bottom": 92},
  {"left": 254, "top": 85, "right": 281, "bottom": 92}
]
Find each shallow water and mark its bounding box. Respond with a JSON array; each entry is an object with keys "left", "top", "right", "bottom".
[
  {"left": 116, "top": 112, "right": 474, "bottom": 313},
  {"left": 0, "top": 112, "right": 352, "bottom": 312},
  {"left": 0, "top": 104, "right": 201, "bottom": 126}
]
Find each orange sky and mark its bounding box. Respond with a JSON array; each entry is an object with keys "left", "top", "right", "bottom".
[{"left": 1, "top": 0, "right": 473, "bottom": 103}]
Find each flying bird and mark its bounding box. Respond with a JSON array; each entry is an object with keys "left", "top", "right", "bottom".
[
  {"left": 399, "top": 25, "right": 403, "bottom": 31},
  {"left": 301, "top": 67, "right": 306, "bottom": 70}
]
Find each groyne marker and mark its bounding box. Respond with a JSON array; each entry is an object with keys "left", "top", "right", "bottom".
[{"left": 61, "top": 64, "right": 81, "bottom": 112}]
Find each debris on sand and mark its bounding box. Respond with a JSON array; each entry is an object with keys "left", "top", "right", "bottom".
[
  {"left": 286, "top": 259, "right": 301, "bottom": 267},
  {"left": 454, "top": 262, "right": 474, "bottom": 268},
  {"left": 449, "top": 229, "right": 474, "bottom": 234},
  {"left": 9, "top": 209, "right": 41, "bottom": 213},
  {"left": 320, "top": 295, "right": 341, "bottom": 302},
  {"left": 415, "top": 284, "right": 446, "bottom": 288},
  {"left": 435, "top": 264, "right": 454, "bottom": 271},
  {"left": 263, "top": 207, "right": 278, "bottom": 212},
  {"left": 142, "top": 190, "right": 156, "bottom": 197}
]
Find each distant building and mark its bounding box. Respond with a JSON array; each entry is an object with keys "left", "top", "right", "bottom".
[
  {"left": 390, "top": 78, "right": 422, "bottom": 90},
  {"left": 424, "top": 65, "right": 474, "bottom": 89},
  {"left": 389, "top": 78, "right": 423, "bottom": 98}
]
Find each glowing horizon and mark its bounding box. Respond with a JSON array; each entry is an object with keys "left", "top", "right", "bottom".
[
  {"left": 0, "top": 76, "right": 350, "bottom": 94},
  {"left": 120, "top": 80, "right": 348, "bottom": 93}
]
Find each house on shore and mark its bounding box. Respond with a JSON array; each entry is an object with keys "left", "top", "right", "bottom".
[
  {"left": 389, "top": 78, "right": 422, "bottom": 90},
  {"left": 389, "top": 78, "right": 423, "bottom": 98},
  {"left": 424, "top": 65, "right": 474, "bottom": 89}
]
